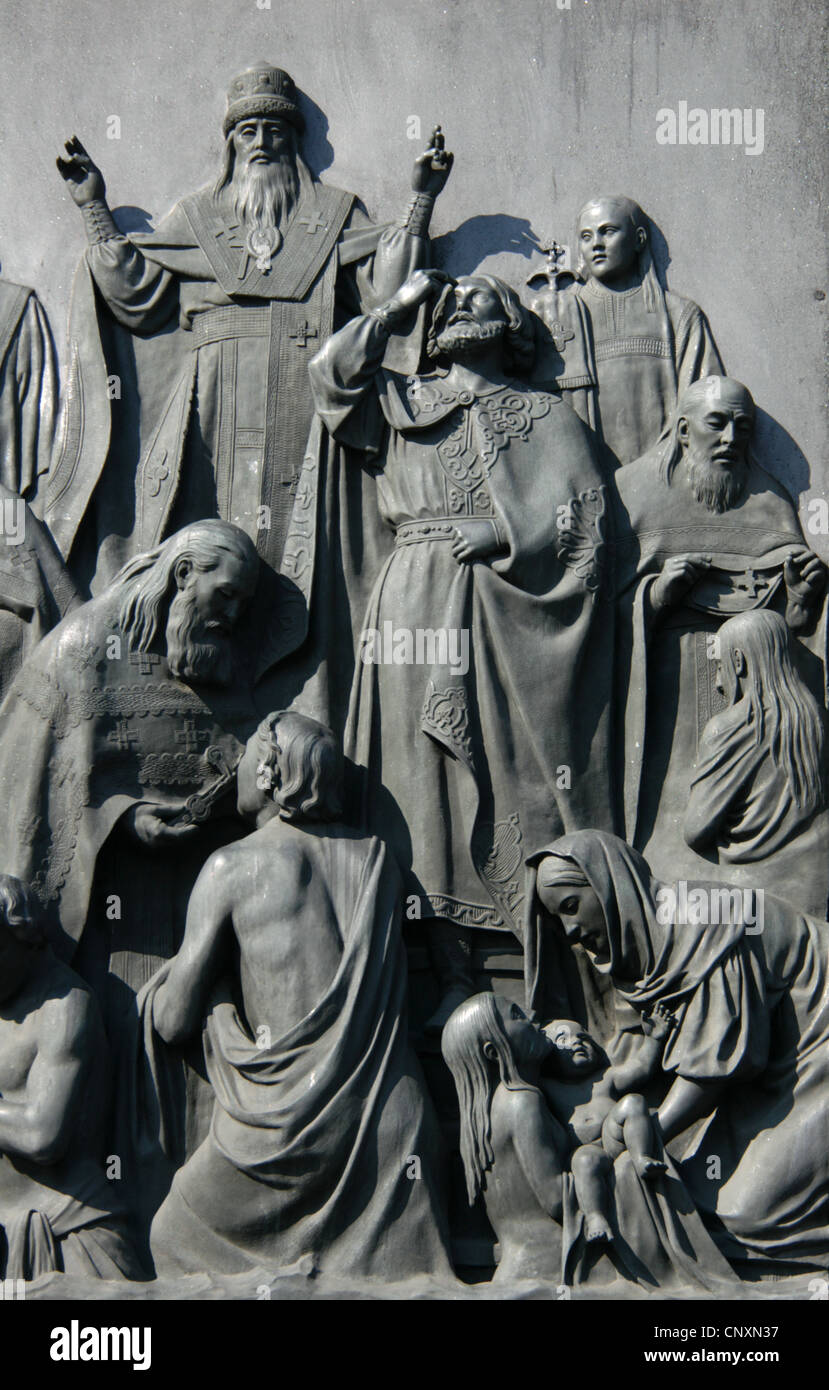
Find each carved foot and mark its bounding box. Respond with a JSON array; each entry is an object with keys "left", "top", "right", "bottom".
[
  {"left": 584, "top": 1213, "right": 613, "bottom": 1245},
  {"left": 634, "top": 1155, "right": 667, "bottom": 1181}
]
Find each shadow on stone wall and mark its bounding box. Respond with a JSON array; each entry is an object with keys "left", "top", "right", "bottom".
[{"left": 432, "top": 214, "right": 541, "bottom": 276}]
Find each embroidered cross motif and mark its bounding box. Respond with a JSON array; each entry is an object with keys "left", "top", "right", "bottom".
[
  {"left": 289, "top": 320, "right": 318, "bottom": 349},
  {"left": 146, "top": 453, "right": 170, "bottom": 498},
  {"left": 218, "top": 223, "right": 251, "bottom": 281},
  {"left": 4, "top": 545, "right": 34, "bottom": 568},
  {"left": 550, "top": 320, "right": 575, "bottom": 352},
  {"left": 107, "top": 719, "right": 139, "bottom": 752},
  {"left": 220, "top": 223, "right": 245, "bottom": 250},
  {"left": 129, "top": 651, "right": 161, "bottom": 676},
  {"left": 298, "top": 212, "right": 326, "bottom": 235},
  {"left": 735, "top": 568, "right": 760, "bottom": 599},
  {"left": 175, "top": 718, "right": 210, "bottom": 754}
]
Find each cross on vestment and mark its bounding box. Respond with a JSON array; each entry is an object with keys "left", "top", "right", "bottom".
[
  {"left": 289, "top": 320, "right": 318, "bottom": 349},
  {"left": 107, "top": 719, "right": 139, "bottom": 752},
  {"left": 298, "top": 212, "right": 327, "bottom": 234},
  {"left": 4, "top": 544, "right": 34, "bottom": 567},
  {"left": 735, "top": 568, "right": 760, "bottom": 599},
  {"left": 175, "top": 718, "right": 210, "bottom": 754},
  {"left": 145, "top": 452, "right": 170, "bottom": 498},
  {"left": 129, "top": 651, "right": 161, "bottom": 676},
  {"left": 218, "top": 224, "right": 251, "bottom": 281},
  {"left": 550, "top": 320, "right": 575, "bottom": 353}
]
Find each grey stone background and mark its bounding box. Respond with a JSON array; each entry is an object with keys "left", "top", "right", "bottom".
[{"left": 1, "top": 0, "right": 825, "bottom": 550}]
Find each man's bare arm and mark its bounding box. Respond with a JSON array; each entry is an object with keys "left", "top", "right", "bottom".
[{"left": 152, "top": 851, "right": 235, "bottom": 1044}]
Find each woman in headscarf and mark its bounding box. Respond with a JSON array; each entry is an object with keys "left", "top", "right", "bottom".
[{"left": 525, "top": 829, "right": 829, "bottom": 1270}]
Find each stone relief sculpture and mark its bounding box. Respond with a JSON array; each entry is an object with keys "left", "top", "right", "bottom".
[
  {"left": 145, "top": 712, "right": 453, "bottom": 1279},
  {"left": 441, "top": 990, "right": 737, "bottom": 1291},
  {"left": 441, "top": 992, "right": 566, "bottom": 1284},
  {"left": 0, "top": 875, "right": 142, "bottom": 1280},
  {"left": 685, "top": 608, "right": 829, "bottom": 913},
  {"left": 0, "top": 276, "right": 79, "bottom": 700},
  {"left": 0, "top": 276, "right": 58, "bottom": 503},
  {"left": 0, "top": 54, "right": 824, "bottom": 1302},
  {"left": 0, "top": 519, "right": 268, "bottom": 1209},
  {"left": 526, "top": 832, "right": 829, "bottom": 1274},
  {"left": 527, "top": 196, "right": 724, "bottom": 470},
  {"left": 539, "top": 1007, "right": 673, "bottom": 1245},
  {"left": 0, "top": 486, "right": 81, "bottom": 703},
  {"left": 613, "top": 375, "right": 826, "bottom": 905},
  {"left": 0, "top": 520, "right": 260, "bottom": 979},
  {"left": 308, "top": 266, "right": 614, "bottom": 1033},
  {"left": 49, "top": 65, "right": 452, "bottom": 594}
]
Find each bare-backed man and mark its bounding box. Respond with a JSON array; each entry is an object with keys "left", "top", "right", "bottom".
[{"left": 148, "top": 711, "right": 453, "bottom": 1281}]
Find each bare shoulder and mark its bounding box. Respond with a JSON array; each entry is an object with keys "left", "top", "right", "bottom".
[
  {"left": 249, "top": 820, "right": 314, "bottom": 866},
  {"left": 492, "top": 1083, "right": 546, "bottom": 1126},
  {"left": 205, "top": 824, "right": 311, "bottom": 883},
  {"left": 33, "top": 961, "right": 100, "bottom": 1060}
]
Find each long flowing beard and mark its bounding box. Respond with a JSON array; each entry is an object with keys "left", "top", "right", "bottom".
[
  {"left": 232, "top": 154, "right": 299, "bottom": 232},
  {"left": 165, "top": 592, "right": 234, "bottom": 687},
  {"left": 434, "top": 319, "right": 506, "bottom": 359},
  {"left": 686, "top": 448, "right": 748, "bottom": 513}
]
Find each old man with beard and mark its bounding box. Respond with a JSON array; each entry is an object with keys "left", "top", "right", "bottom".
[
  {"left": 0, "top": 519, "right": 261, "bottom": 1042},
  {"left": 49, "top": 64, "right": 452, "bottom": 594},
  {"left": 309, "top": 268, "right": 615, "bottom": 1031},
  {"left": 613, "top": 375, "right": 826, "bottom": 887}
]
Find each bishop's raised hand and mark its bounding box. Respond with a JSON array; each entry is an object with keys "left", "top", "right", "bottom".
[
  {"left": 56, "top": 136, "right": 107, "bottom": 207},
  {"left": 411, "top": 125, "right": 454, "bottom": 198}
]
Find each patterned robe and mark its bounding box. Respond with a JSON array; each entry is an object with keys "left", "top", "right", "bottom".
[
  {"left": 46, "top": 184, "right": 425, "bottom": 596},
  {"left": 310, "top": 314, "right": 617, "bottom": 934}
]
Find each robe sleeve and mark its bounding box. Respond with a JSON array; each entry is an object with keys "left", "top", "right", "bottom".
[
  {"left": 660, "top": 944, "right": 771, "bottom": 1083},
  {"left": 684, "top": 717, "right": 753, "bottom": 853},
  {"left": 674, "top": 300, "right": 725, "bottom": 394},
  {"left": 0, "top": 295, "right": 58, "bottom": 500},
  {"left": 308, "top": 313, "right": 388, "bottom": 454},
  {"left": 337, "top": 203, "right": 429, "bottom": 317},
  {"left": 86, "top": 223, "right": 179, "bottom": 335}
]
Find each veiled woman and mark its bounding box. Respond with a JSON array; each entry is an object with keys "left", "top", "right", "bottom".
[{"left": 525, "top": 829, "right": 829, "bottom": 1272}]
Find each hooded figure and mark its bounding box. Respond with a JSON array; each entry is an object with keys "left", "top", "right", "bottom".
[{"left": 524, "top": 829, "right": 829, "bottom": 1270}]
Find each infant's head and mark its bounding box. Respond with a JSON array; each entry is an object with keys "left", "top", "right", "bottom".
[{"left": 544, "top": 1019, "right": 603, "bottom": 1078}]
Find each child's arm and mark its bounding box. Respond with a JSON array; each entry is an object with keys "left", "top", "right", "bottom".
[{"left": 607, "top": 1003, "right": 677, "bottom": 1095}]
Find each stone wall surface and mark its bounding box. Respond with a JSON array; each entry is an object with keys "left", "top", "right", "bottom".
[{"left": 0, "top": 0, "right": 825, "bottom": 542}]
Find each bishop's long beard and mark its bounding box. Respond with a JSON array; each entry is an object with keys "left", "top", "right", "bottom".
[
  {"left": 165, "top": 591, "right": 234, "bottom": 687},
  {"left": 686, "top": 448, "right": 749, "bottom": 514},
  {"left": 232, "top": 154, "right": 300, "bottom": 233}
]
